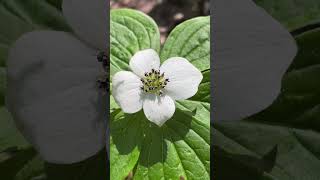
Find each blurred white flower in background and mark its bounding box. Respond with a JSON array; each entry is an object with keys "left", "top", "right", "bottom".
[
  {"left": 213, "top": 0, "right": 297, "bottom": 121},
  {"left": 7, "top": 0, "right": 107, "bottom": 163}
]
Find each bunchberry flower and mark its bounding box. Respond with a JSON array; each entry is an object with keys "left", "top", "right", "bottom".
[{"left": 112, "top": 49, "right": 203, "bottom": 126}]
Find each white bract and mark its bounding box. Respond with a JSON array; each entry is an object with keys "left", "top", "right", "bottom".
[
  {"left": 7, "top": 0, "right": 107, "bottom": 163},
  {"left": 112, "top": 49, "right": 203, "bottom": 126},
  {"left": 213, "top": 0, "right": 297, "bottom": 121}
]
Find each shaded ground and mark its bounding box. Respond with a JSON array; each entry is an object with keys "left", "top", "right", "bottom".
[{"left": 111, "top": 0, "right": 210, "bottom": 44}]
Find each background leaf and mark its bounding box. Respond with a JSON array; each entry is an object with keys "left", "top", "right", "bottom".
[
  {"left": 213, "top": 26, "right": 320, "bottom": 180},
  {"left": 0, "top": 0, "right": 71, "bottom": 67},
  {"left": 254, "top": 0, "right": 320, "bottom": 31},
  {"left": 0, "top": 107, "right": 28, "bottom": 152}
]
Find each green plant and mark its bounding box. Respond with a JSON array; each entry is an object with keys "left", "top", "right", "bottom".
[{"left": 110, "top": 9, "right": 210, "bottom": 179}]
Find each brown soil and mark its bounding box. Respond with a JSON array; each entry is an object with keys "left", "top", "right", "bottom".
[{"left": 111, "top": 0, "right": 210, "bottom": 44}]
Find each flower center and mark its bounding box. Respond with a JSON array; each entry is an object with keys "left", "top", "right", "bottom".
[{"left": 140, "top": 69, "right": 169, "bottom": 96}]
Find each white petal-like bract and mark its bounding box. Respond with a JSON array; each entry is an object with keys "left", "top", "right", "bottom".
[
  {"left": 129, "top": 49, "right": 160, "bottom": 77},
  {"left": 112, "top": 71, "right": 144, "bottom": 113},
  {"left": 160, "top": 57, "right": 203, "bottom": 100},
  {"left": 143, "top": 94, "right": 175, "bottom": 127}
]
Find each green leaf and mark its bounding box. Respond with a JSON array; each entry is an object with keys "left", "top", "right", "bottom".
[
  {"left": 213, "top": 28, "right": 320, "bottom": 179},
  {"left": 110, "top": 95, "right": 120, "bottom": 113},
  {"left": 110, "top": 112, "right": 144, "bottom": 180},
  {"left": 160, "top": 16, "right": 210, "bottom": 72},
  {"left": 0, "top": 0, "right": 71, "bottom": 66},
  {"left": 213, "top": 121, "right": 320, "bottom": 180},
  {"left": 213, "top": 145, "right": 277, "bottom": 179},
  {"left": 0, "top": 108, "right": 43, "bottom": 180},
  {"left": 251, "top": 28, "right": 320, "bottom": 129},
  {"left": 0, "top": 107, "right": 29, "bottom": 152},
  {"left": 0, "top": 0, "right": 70, "bottom": 30},
  {"left": 14, "top": 155, "right": 44, "bottom": 180},
  {"left": 110, "top": 10, "right": 210, "bottom": 179},
  {"left": 0, "top": 148, "right": 44, "bottom": 180},
  {"left": 133, "top": 102, "right": 210, "bottom": 180},
  {"left": 0, "top": 48, "right": 42, "bottom": 180},
  {"left": 45, "top": 0, "right": 63, "bottom": 10},
  {"left": 254, "top": 0, "right": 320, "bottom": 31},
  {"left": 190, "top": 69, "right": 210, "bottom": 103},
  {"left": 161, "top": 16, "right": 210, "bottom": 103},
  {"left": 110, "top": 9, "right": 160, "bottom": 77}
]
